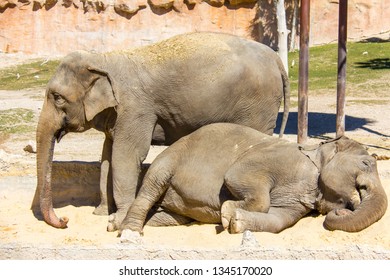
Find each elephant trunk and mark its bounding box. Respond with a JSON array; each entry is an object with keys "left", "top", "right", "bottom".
[
  {"left": 324, "top": 176, "right": 388, "bottom": 232},
  {"left": 35, "top": 105, "right": 69, "bottom": 229}
]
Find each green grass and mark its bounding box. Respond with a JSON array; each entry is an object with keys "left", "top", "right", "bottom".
[
  {"left": 347, "top": 99, "right": 389, "bottom": 106},
  {"left": 288, "top": 41, "right": 390, "bottom": 97},
  {"left": 0, "top": 59, "right": 60, "bottom": 90},
  {"left": 0, "top": 41, "right": 388, "bottom": 94},
  {"left": 0, "top": 108, "right": 35, "bottom": 135}
]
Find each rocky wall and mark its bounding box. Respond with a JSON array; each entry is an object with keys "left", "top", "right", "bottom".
[
  {"left": 0, "top": 0, "right": 389, "bottom": 55},
  {"left": 310, "top": 0, "right": 389, "bottom": 44},
  {"left": 0, "top": 0, "right": 260, "bottom": 55}
]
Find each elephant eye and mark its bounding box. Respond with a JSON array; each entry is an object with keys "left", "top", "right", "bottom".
[
  {"left": 52, "top": 92, "right": 66, "bottom": 106},
  {"left": 360, "top": 159, "right": 373, "bottom": 172}
]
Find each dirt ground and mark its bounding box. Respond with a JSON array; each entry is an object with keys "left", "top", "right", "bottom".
[{"left": 0, "top": 54, "right": 389, "bottom": 260}]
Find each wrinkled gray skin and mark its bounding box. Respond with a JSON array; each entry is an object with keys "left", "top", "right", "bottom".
[
  {"left": 120, "top": 123, "right": 387, "bottom": 236},
  {"left": 86, "top": 117, "right": 166, "bottom": 216},
  {"left": 31, "top": 108, "right": 165, "bottom": 216},
  {"left": 93, "top": 118, "right": 166, "bottom": 215},
  {"left": 34, "top": 32, "right": 290, "bottom": 231}
]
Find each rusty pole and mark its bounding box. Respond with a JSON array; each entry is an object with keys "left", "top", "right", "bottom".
[
  {"left": 336, "top": 0, "right": 348, "bottom": 137},
  {"left": 298, "top": 0, "right": 310, "bottom": 144}
]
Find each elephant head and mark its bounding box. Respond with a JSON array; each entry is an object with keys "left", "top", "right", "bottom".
[
  {"left": 315, "top": 136, "right": 387, "bottom": 232},
  {"left": 35, "top": 51, "right": 118, "bottom": 228}
]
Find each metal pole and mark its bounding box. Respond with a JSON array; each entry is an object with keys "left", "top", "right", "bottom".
[
  {"left": 336, "top": 0, "right": 348, "bottom": 137},
  {"left": 298, "top": 0, "right": 310, "bottom": 144}
]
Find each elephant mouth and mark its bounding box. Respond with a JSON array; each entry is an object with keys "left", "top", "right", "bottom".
[
  {"left": 54, "top": 117, "right": 89, "bottom": 143},
  {"left": 54, "top": 129, "right": 67, "bottom": 143},
  {"left": 345, "top": 200, "right": 356, "bottom": 211}
]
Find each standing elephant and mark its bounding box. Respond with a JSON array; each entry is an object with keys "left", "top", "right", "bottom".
[
  {"left": 120, "top": 123, "right": 387, "bottom": 237},
  {"left": 34, "top": 32, "right": 290, "bottom": 231},
  {"left": 31, "top": 107, "right": 165, "bottom": 217}
]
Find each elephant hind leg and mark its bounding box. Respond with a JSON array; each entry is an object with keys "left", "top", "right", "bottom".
[{"left": 145, "top": 206, "right": 194, "bottom": 227}]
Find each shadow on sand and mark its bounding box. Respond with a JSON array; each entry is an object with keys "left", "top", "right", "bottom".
[{"left": 276, "top": 111, "right": 389, "bottom": 138}]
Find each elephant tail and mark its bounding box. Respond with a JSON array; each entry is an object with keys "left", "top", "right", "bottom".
[{"left": 278, "top": 59, "right": 290, "bottom": 138}]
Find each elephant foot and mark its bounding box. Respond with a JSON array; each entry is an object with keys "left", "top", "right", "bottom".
[
  {"left": 107, "top": 213, "right": 119, "bottom": 232},
  {"left": 93, "top": 204, "right": 110, "bottom": 216},
  {"left": 107, "top": 211, "right": 127, "bottom": 232},
  {"left": 221, "top": 200, "right": 239, "bottom": 229},
  {"left": 221, "top": 208, "right": 248, "bottom": 234},
  {"left": 229, "top": 209, "right": 247, "bottom": 234},
  {"left": 221, "top": 215, "right": 230, "bottom": 230},
  {"left": 119, "top": 229, "right": 143, "bottom": 244}
]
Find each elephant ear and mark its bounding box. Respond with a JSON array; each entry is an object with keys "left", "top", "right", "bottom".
[
  {"left": 83, "top": 68, "right": 119, "bottom": 121},
  {"left": 298, "top": 144, "right": 320, "bottom": 168},
  {"left": 317, "top": 138, "right": 344, "bottom": 168},
  {"left": 299, "top": 138, "right": 341, "bottom": 169}
]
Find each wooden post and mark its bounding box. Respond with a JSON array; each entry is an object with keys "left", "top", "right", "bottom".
[
  {"left": 336, "top": 0, "right": 348, "bottom": 137},
  {"left": 298, "top": 0, "right": 310, "bottom": 144}
]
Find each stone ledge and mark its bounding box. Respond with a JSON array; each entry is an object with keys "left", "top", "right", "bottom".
[{"left": 1, "top": 243, "right": 389, "bottom": 260}]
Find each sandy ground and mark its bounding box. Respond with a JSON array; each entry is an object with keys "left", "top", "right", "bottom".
[{"left": 0, "top": 55, "right": 390, "bottom": 260}]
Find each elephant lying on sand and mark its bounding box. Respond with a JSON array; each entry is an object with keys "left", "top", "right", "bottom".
[
  {"left": 120, "top": 123, "right": 387, "bottom": 237},
  {"left": 34, "top": 32, "right": 290, "bottom": 230}
]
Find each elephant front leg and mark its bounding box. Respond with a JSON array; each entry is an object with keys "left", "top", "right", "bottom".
[
  {"left": 227, "top": 207, "right": 304, "bottom": 234},
  {"left": 93, "top": 136, "right": 115, "bottom": 216},
  {"left": 107, "top": 115, "right": 156, "bottom": 232},
  {"left": 221, "top": 167, "right": 272, "bottom": 229},
  {"left": 107, "top": 148, "right": 148, "bottom": 232}
]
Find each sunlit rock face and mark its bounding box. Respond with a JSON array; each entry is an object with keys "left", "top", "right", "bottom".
[{"left": 0, "top": 0, "right": 387, "bottom": 55}]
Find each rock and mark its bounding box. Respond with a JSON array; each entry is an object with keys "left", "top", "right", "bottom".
[
  {"left": 173, "top": 0, "right": 184, "bottom": 12},
  {"left": 149, "top": 0, "right": 174, "bottom": 10},
  {"left": 62, "top": 0, "right": 73, "bottom": 8},
  {"left": 114, "top": 0, "right": 147, "bottom": 16},
  {"left": 241, "top": 230, "right": 259, "bottom": 247},
  {"left": 184, "top": 0, "right": 203, "bottom": 6},
  {"left": 32, "top": 0, "right": 45, "bottom": 9},
  {"left": 120, "top": 229, "right": 143, "bottom": 244},
  {"left": 18, "top": 0, "right": 31, "bottom": 6},
  {"left": 45, "top": 0, "right": 58, "bottom": 7},
  {"left": 0, "top": 0, "right": 17, "bottom": 9},
  {"left": 228, "top": 0, "right": 257, "bottom": 5},
  {"left": 185, "top": 0, "right": 200, "bottom": 4},
  {"left": 204, "top": 0, "right": 224, "bottom": 7},
  {"left": 23, "top": 141, "right": 36, "bottom": 153},
  {"left": 81, "top": 0, "right": 108, "bottom": 13}
]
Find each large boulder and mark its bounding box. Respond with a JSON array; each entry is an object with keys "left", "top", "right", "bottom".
[
  {"left": 0, "top": 0, "right": 17, "bottom": 9},
  {"left": 114, "top": 0, "right": 147, "bottom": 16},
  {"left": 149, "top": 0, "right": 174, "bottom": 10}
]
